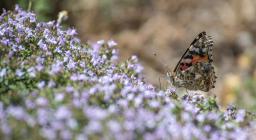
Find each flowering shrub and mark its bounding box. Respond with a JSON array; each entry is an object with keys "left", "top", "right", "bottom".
[{"left": 0, "top": 6, "right": 256, "bottom": 140}]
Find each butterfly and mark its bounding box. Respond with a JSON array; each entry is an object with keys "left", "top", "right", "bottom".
[{"left": 168, "top": 31, "right": 217, "bottom": 92}]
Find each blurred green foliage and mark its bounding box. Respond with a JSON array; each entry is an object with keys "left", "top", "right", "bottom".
[
  {"left": 0, "top": 0, "right": 57, "bottom": 21},
  {"left": 238, "top": 78, "right": 256, "bottom": 111}
]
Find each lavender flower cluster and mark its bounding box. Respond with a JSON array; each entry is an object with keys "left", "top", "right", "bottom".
[{"left": 0, "top": 6, "right": 255, "bottom": 140}]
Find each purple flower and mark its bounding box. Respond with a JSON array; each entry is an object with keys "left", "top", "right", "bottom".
[
  {"left": 66, "top": 86, "right": 74, "bottom": 93},
  {"left": 25, "top": 99, "right": 35, "bottom": 109},
  {"left": 50, "top": 61, "right": 64, "bottom": 74},
  {"left": 37, "top": 81, "right": 46, "bottom": 89},
  {"left": 107, "top": 40, "right": 117, "bottom": 47},
  {"left": 0, "top": 68, "right": 7, "bottom": 77},
  {"left": 41, "top": 128, "right": 57, "bottom": 140},
  {"left": 27, "top": 67, "right": 36, "bottom": 77},
  {"left": 203, "top": 125, "right": 211, "bottom": 132},
  {"left": 47, "top": 80, "right": 56, "bottom": 88},
  {"left": 36, "top": 97, "right": 48, "bottom": 106},
  {"left": 38, "top": 39, "right": 48, "bottom": 51},
  {"left": 1, "top": 122, "right": 12, "bottom": 135},
  {"left": 37, "top": 108, "right": 50, "bottom": 125},
  {"left": 51, "top": 121, "right": 64, "bottom": 130},
  {"left": 16, "top": 69, "right": 24, "bottom": 77},
  {"left": 60, "top": 129, "right": 72, "bottom": 140},
  {"left": 67, "top": 118, "right": 78, "bottom": 129},
  {"left": 66, "top": 60, "right": 76, "bottom": 70},
  {"left": 124, "top": 120, "right": 135, "bottom": 131},
  {"left": 7, "top": 106, "right": 26, "bottom": 120},
  {"left": 55, "top": 93, "right": 65, "bottom": 102},
  {"left": 85, "top": 121, "right": 102, "bottom": 134},
  {"left": 107, "top": 120, "right": 121, "bottom": 133},
  {"left": 66, "top": 28, "right": 77, "bottom": 36},
  {"left": 84, "top": 107, "right": 108, "bottom": 121},
  {"left": 236, "top": 109, "right": 246, "bottom": 122},
  {"left": 55, "top": 106, "right": 71, "bottom": 120}
]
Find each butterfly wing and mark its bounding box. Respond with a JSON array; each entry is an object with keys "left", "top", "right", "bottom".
[{"left": 171, "top": 31, "right": 216, "bottom": 92}]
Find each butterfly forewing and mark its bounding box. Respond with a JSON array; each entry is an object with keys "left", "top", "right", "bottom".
[{"left": 171, "top": 31, "right": 216, "bottom": 92}]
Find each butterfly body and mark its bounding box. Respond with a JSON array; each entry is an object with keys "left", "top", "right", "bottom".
[{"left": 169, "top": 31, "right": 216, "bottom": 92}]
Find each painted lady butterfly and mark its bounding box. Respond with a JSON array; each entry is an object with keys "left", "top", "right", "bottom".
[{"left": 168, "top": 31, "right": 217, "bottom": 92}]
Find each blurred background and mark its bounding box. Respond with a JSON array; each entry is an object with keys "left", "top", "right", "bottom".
[{"left": 1, "top": 0, "right": 256, "bottom": 111}]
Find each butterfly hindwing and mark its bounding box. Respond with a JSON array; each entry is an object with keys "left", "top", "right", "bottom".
[{"left": 170, "top": 31, "right": 216, "bottom": 92}]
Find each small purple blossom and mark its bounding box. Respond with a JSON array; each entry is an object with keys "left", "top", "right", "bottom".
[
  {"left": 55, "top": 93, "right": 65, "bottom": 102},
  {"left": 27, "top": 67, "right": 36, "bottom": 77},
  {"left": 66, "top": 28, "right": 77, "bottom": 36},
  {"left": 236, "top": 109, "right": 246, "bottom": 122},
  {"left": 107, "top": 120, "right": 121, "bottom": 133},
  {"left": 107, "top": 40, "right": 117, "bottom": 47},
  {"left": 84, "top": 107, "right": 108, "bottom": 121},
  {"left": 66, "top": 86, "right": 74, "bottom": 93},
  {"left": 55, "top": 106, "right": 71, "bottom": 120},
  {"left": 16, "top": 69, "right": 24, "bottom": 77},
  {"left": 36, "top": 97, "right": 48, "bottom": 106},
  {"left": 37, "top": 81, "right": 46, "bottom": 89},
  {"left": 7, "top": 106, "right": 26, "bottom": 120},
  {"left": 50, "top": 61, "right": 64, "bottom": 74},
  {"left": 38, "top": 39, "right": 48, "bottom": 51},
  {"left": 66, "top": 60, "right": 76, "bottom": 70},
  {"left": 85, "top": 121, "right": 102, "bottom": 134},
  {"left": 0, "top": 68, "right": 7, "bottom": 77},
  {"left": 41, "top": 128, "right": 57, "bottom": 140}
]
